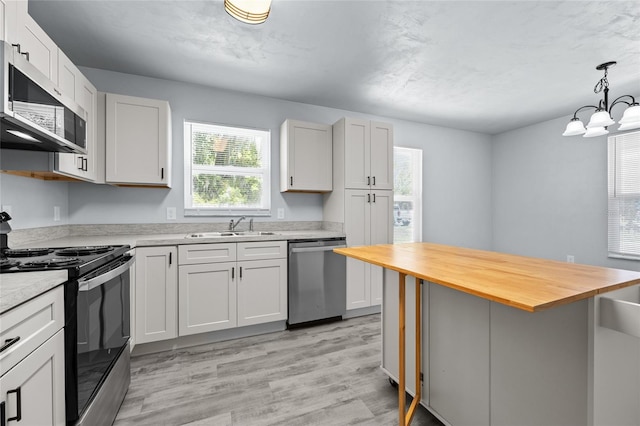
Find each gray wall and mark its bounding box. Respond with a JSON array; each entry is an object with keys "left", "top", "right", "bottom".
[
  {"left": 1, "top": 68, "right": 494, "bottom": 250},
  {"left": 0, "top": 170, "right": 69, "bottom": 229},
  {"left": 492, "top": 115, "right": 639, "bottom": 272}
]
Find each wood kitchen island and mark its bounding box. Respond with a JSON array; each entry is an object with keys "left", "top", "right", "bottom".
[{"left": 334, "top": 243, "right": 640, "bottom": 426}]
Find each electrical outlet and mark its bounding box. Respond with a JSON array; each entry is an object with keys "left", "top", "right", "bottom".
[
  {"left": 54, "top": 206, "right": 61, "bottom": 222},
  {"left": 277, "top": 208, "right": 285, "bottom": 220},
  {"left": 166, "top": 207, "right": 177, "bottom": 220},
  {"left": 566, "top": 255, "right": 575, "bottom": 263}
]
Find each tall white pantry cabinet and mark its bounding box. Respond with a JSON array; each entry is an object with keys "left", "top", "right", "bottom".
[{"left": 324, "top": 118, "right": 394, "bottom": 310}]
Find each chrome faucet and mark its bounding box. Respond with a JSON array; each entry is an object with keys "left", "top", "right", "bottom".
[{"left": 230, "top": 216, "right": 246, "bottom": 231}]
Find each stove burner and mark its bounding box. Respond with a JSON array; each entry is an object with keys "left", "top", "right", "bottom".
[
  {"left": 56, "top": 246, "right": 113, "bottom": 256},
  {"left": 0, "top": 258, "right": 20, "bottom": 269},
  {"left": 2, "top": 248, "right": 53, "bottom": 257},
  {"left": 18, "top": 257, "right": 81, "bottom": 270}
]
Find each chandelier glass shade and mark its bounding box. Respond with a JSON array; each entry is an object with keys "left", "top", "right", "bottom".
[
  {"left": 224, "top": 0, "right": 272, "bottom": 24},
  {"left": 563, "top": 61, "right": 640, "bottom": 138}
]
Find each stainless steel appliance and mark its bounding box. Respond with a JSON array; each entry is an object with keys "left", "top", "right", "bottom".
[
  {"left": 0, "top": 41, "right": 87, "bottom": 154},
  {"left": 288, "top": 238, "right": 347, "bottom": 327},
  {"left": 0, "top": 245, "right": 133, "bottom": 426}
]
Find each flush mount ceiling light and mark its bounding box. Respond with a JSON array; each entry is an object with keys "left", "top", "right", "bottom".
[
  {"left": 563, "top": 61, "right": 640, "bottom": 138},
  {"left": 224, "top": 0, "right": 272, "bottom": 24}
]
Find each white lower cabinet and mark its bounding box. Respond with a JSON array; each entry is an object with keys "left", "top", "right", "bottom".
[
  {"left": 344, "top": 189, "right": 392, "bottom": 310},
  {"left": 134, "top": 246, "right": 178, "bottom": 344},
  {"left": 179, "top": 241, "right": 287, "bottom": 332},
  {"left": 178, "top": 261, "right": 237, "bottom": 335},
  {"left": 0, "top": 329, "right": 65, "bottom": 426},
  {"left": 0, "top": 286, "right": 66, "bottom": 426},
  {"left": 237, "top": 258, "right": 287, "bottom": 327},
  {"left": 134, "top": 241, "right": 288, "bottom": 345}
]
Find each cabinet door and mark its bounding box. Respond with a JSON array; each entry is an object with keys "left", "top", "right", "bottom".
[
  {"left": 15, "top": 2, "right": 57, "bottom": 82},
  {"left": 237, "top": 258, "right": 287, "bottom": 326},
  {"left": 346, "top": 257, "right": 370, "bottom": 310},
  {"left": 370, "top": 121, "right": 394, "bottom": 190},
  {"left": 55, "top": 65, "right": 97, "bottom": 182},
  {"left": 370, "top": 190, "right": 393, "bottom": 245},
  {"left": 343, "top": 118, "right": 370, "bottom": 189},
  {"left": 344, "top": 189, "right": 370, "bottom": 246},
  {"left": 135, "top": 246, "right": 177, "bottom": 344},
  {"left": 178, "top": 262, "right": 237, "bottom": 335},
  {"left": 1, "top": 0, "right": 17, "bottom": 44},
  {"left": 106, "top": 93, "right": 171, "bottom": 187},
  {"left": 281, "top": 120, "right": 332, "bottom": 192},
  {"left": 0, "top": 329, "right": 65, "bottom": 426}
]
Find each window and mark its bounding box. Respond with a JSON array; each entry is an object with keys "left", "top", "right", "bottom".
[
  {"left": 184, "top": 121, "right": 271, "bottom": 216},
  {"left": 608, "top": 131, "right": 640, "bottom": 260},
  {"left": 393, "top": 147, "right": 422, "bottom": 243}
]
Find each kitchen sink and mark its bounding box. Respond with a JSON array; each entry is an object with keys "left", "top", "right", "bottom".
[{"left": 185, "top": 231, "right": 278, "bottom": 238}]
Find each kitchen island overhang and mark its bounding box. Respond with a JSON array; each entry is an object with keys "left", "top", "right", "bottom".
[{"left": 334, "top": 242, "right": 640, "bottom": 426}]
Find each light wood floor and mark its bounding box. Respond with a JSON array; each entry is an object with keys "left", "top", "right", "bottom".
[{"left": 114, "top": 314, "right": 443, "bottom": 426}]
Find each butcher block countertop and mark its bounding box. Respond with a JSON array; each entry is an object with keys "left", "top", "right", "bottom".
[{"left": 334, "top": 242, "right": 640, "bottom": 312}]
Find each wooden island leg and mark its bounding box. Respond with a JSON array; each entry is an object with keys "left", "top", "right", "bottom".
[{"left": 398, "top": 273, "right": 422, "bottom": 426}]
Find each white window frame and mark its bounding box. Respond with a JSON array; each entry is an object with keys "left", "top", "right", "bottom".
[
  {"left": 607, "top": 131, "right": 640, "bottom": 260},
  {"left": 184, "top": 121, "right": 271, "bottom": 216}
]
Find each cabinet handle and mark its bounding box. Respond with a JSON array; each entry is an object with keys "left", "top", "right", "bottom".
[
  {"left": 240, "top": 266, "right": 243, "bottom": 279},
  {"left": 373, "top": 176, "right": 376, "bottom": 186},
  {"left": 373, "top": 193, "right": 376, "bottom": 203},
  {"left": 290, "top": 176, "right": 293, "bottom": 186},
  {"left": 1, "top": 401, "right": 5, "bottom": 426},
  {"left": 367, "top": 193, "right": 370, "bottom": 203},
  {"left": 367, "top": 176, "right": 370, "bottom": 186},
  {"left": 232, "top": 267, "right": 235, "bottom": 279},
  {"left": 161, "top": 168, "right": 164, "bottom": 180},
  {"left": 21, "top": 51, "right": 30, "bottom": 61},
  {"left": 77, "top": 157, "right": 84, "bottom": 170},
  {"left": 6, "top": 387, "right": 21, "bottom": 422},
  {"left": 53, "top": 88, "right": 62, "bottom": 97},
  {"left": 168, "top": 252, "right": 172, "bottom": 265},
  {"left": 11, "top": 43, "right": 21, "bottom": 53},
  {"left": 0, "top": 337, "right": 20, "bottom": 353},
  {"left": 83, "top": 157, "right": 88, "bottom": 171}
]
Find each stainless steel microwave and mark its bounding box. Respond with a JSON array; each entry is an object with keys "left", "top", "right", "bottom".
[{"left": 0, "top": 41, "right": 87, "bottom": 154}]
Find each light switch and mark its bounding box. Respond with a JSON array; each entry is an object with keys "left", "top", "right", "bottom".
[{"left": 277, "top": 208, "right": 285, "bottom": 219}]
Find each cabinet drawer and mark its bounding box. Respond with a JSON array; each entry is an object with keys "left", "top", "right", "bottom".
[
  {"left": 237, "top": 241, "right": 287, "bottom": 261},
  {"left": 0, "top": 285, "right": 64, "bottom": 376},
  {"left": 178, "top": 243, "right": 236, "bottom": 265}
]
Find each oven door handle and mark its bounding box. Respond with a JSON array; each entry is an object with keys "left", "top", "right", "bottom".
[{"left": 78, "top": 255, "right": 135, "bottom": 292}]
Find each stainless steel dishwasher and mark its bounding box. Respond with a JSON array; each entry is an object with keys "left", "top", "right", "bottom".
[{"left": 288, "top": 238, "right": 347, "bottom": 327}]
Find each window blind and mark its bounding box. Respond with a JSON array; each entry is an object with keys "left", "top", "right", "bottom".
[
  {"left": 184, "top": 121, "right": 271, "bottom": 215},
  {"left": 608, "top": 131, "right": 640, "bottom": 260}
]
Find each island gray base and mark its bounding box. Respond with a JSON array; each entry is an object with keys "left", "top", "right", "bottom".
[{"left": 381, "top": 269, "right": 640, "bottom": 426}]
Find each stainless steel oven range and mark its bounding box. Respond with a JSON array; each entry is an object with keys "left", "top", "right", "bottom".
[{"left": 1, "top": 244, "right": 133, "bottom": 426}]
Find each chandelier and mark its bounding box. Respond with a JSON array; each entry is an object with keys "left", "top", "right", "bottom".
[
  {"left": 562, "top": 61, "right": 640, "bottom": 137},
  {"left": 225, "top": 0, "right": 272, "bottom": 24}
]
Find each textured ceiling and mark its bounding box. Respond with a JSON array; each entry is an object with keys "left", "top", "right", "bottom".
[{"left": 29, "top": 0, "right": 640, "bottom": 134}]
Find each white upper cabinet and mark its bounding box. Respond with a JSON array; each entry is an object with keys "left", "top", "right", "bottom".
[
  {"left": 0, "top": 0, "right": 18, "bottom": 43},
  {"left": 339, "top": 118, "right": 393, "bottom": 190},
  {"left": 55, "top": 51, "right": 97, "bottom": 182},
  {"left": 13, "top": 0, "right": 57, "bottom": 82},
  {"left": 280, "top": 119, "right": 333, "bottom": 192},
  {"left": 105, "top": 93, "right": 172, "bottom": 187}
]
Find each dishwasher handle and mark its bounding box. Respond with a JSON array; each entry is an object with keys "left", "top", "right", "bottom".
[{"left": 290, "top": 245, "right": 346, "bottom": 254}]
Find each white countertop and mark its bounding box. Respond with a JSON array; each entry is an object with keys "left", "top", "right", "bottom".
[
  {"left": 0, "top": 270, "right": 68, "bottom": 314},
  {"left": 2, "top": 229, "right": 344, "bottom": 313},
  {"left": 15, "top": 230, "right": 345, "bottom": 249}
]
